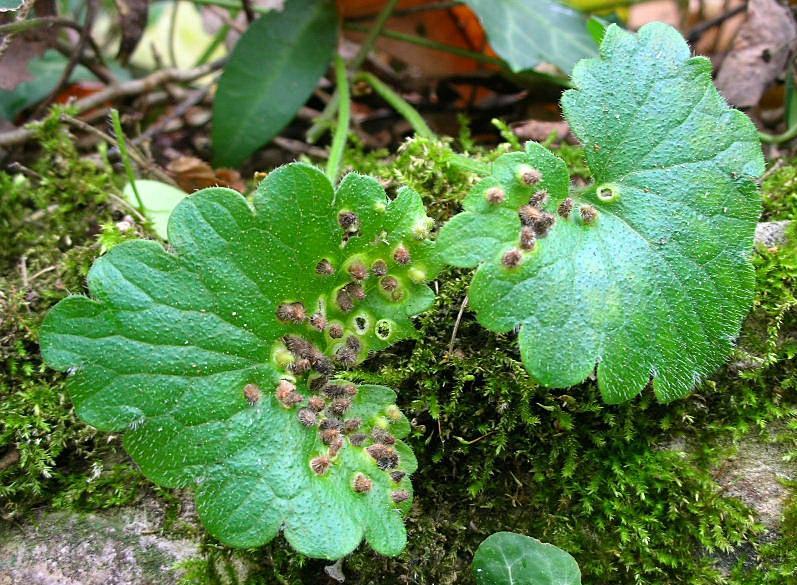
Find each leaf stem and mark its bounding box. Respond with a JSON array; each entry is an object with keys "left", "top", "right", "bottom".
[
  {"left": 355, "top": 71, "right": 435, "bottom": 139},
  {"left": 350, "top": 0, "right": 401, "bottom": 71},
  {"left": 110, "top": 109, "right": 145, "bottom": 214},
  {"left": 326, "top": 55, "right": 351, "bottom": 184},
  {"left": 758, "top": 123, "right": 797, "bottom": 145},
  {"left": 307, "top": 0, "right": 400, "bottom": 143},
  {"left": 343, "top": 22, "right": 572, "bottom": 87}
]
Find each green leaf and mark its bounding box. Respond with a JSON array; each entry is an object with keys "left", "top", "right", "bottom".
[
  {"left": 437, "top": 23, "right": 764, "bottom": 403},
  {"left": 211, "top": 0, "right": 338, "bottom": 167},
  {"left": 40, "top": 163, "right": 440, "bottom": 558},
  {"left": 472, "top": 532, "right": 581, "bottom": 585},
  {"left": 0, "top": 0, "right": 23, "bottom": 11},
  {"left": 123, "top": 180, "right": 188, "bottom": 239},
  {"left": 463, "top": 0, "right": 597, "bottom": 73}
]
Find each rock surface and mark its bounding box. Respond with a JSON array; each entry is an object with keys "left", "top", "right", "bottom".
[{"left": 0, "top": 497, "right": 199, "bottom": 585}]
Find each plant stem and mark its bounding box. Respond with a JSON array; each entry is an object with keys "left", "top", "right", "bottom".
[
  {"left": 307, "top": 0, "right": 400, "bottom": 143},
  {"left": 189, "top": 0, "right": 267, "bottom": 13},
  {"left": 759, "top": 123, "right": 797, "bottom": 145},
  {"left": 343, "top": 22, "right": 571, "bottom": 87},
  {"left": 345, "top": 21, "right": 503, "bottom": 68},
  {"left": 356, "top": 72, "right": 435, "bottom": 139},
  {"left": 326, "top": 56, "right": 351, "bottom": 184},
  {"left": 350, "top": 0, "right": 401, "bottom": 71},
  {"left": 110, "top": 109, "right": 145, "bottom": 213}
]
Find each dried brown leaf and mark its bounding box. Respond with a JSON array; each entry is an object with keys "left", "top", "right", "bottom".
[{"left": 715, "top": 0, "right": 797, "bottom": 108}]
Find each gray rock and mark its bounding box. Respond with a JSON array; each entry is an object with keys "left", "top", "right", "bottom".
[
  {"left": 755, "top": 220, "right": 792, "bottom": 248},
  {"left": 714, "top": 437, "right": 794, "bottom": 529},
  {"left": 0, "top": 497, "right": 199, "bottom": 585}
]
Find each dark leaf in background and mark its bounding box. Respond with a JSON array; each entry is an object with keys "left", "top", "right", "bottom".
[
  {"left": 464, "top": 0, "right": 597, "bottom": 73},
  {"left": 0, "top": 0, "right": 23, "bottom": 11},
  {"left": 211, "top": 0, "right": 338, "bottom": 168},
  {"left": 0, "top": 0, "right": 56, "bottom": 90},
  {"left": 115, "top": 0, "right": 149, "bottom": 64},
  {"left": 715, "top": 0, "right": 797, "bottom": 108}
]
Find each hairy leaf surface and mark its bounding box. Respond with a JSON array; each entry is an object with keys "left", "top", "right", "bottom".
[
  {"left": 472, "top": 532, "right": 581, "bottom": 585},
  {"left": 438, "top": 23, "right": 764, "bottom": 403},
  {"left": 40, "top": 163, "right": 439, "bottom": 558}
]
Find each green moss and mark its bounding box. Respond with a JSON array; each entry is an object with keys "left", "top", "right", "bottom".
[
  {"left": 0, "top": 111, "right": 150, "bottom": 519},
  {"left": 761, "top": 160, "right": 797, "bottom": 220}
]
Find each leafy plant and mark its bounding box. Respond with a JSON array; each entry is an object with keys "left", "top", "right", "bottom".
[
  {"left": 438, "top": 22, "right": 764, "bottom": 403},
  {"left": 472, "top": 532, "right": 581, "bottom": 585},
  {"left": 39, "top": 163, "right": 440, "bottom": 558},
  {"left": 212, "top": 0, "right": 339, "bottom": 167},
  {"left": 464, "top": 0, "right": 598, "bottom": 73}
]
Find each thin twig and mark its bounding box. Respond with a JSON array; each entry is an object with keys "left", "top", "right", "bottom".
[
  {"left": 60, "top": 113, "right": 177, "bottom": 186},
  {"left": 132, "top": 85, "right": 212, "bottom": 146},
  {"left": 448, "top": 295, "right": 468, "bottom": 354},
  {"left": 307, "top": 0, "right": 400, "bottom": 143},
  {"left": 686, "top": 3, "right": 747, "bottom": 43},
  {"left": 0, "top": 59, "right": 225, "bottom": 148},
  {"left": 37, "top": 0, "right": 100, "bottom": 115}
]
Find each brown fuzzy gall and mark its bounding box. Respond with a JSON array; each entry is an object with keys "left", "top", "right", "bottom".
[
  {"left": 312, "top": 356, "right": 335, "bottom": 376},
  {"left": 297, "top": 408, "right": 317, "bottom": 427},
  {"left": 519, "top": 165, "right": 542, "bottom": 185},
  {"left": 530, "top": 190, "right": 548, "bottom": 208},
  {"left": 316, "top": 259, "right": 335, "bottom": 276},
  {"left": 276, "top": 380, "right": 303, "bottom": 408},
  {"left": 557, "top": 197, "right": 574, "bottom": 218},
  {"left": 502, "top": 249, "right": 523, "bottom": 269},
  {"left": 372, "top": 427, "right": 396, "bottom": 445},
  {"left": 580, "top": 204, "right": 599, "bottom": 224},
  {"left": 390, "top": 471, "right": 406, "bottom": 483},
  {"left": 353, "top": 473, "right": 373, "bottom": 494},
  {"left": 338, "top": 211, "right": 359, "bottom": 232},
  {"left": 533, "top": 212, "right": 556, "bottom": 237},
  {"left": 276, "top": 302, "right": 306, "bottom": 324},
  {"left": 349, "top": 433, "right": 367, "bottom": 446},
  {"left": 380, "top": 276, "right": 398, "bottom": 292},
  {"left": 485, "top": 186, "right": 505, "bottom": 205},
  {"left": 344, "top": 282, "right": 366, "bottom": 301},
  {"left": 321, "top": 428, "right": 342, "bottom": 445},
  {"left": 320, "top": 417, "right": 342, "bottom": 431},
  {"left": 289, "top": 357, "right": 311, "bottom": 375},
  {"left": 328, "top": 323, "right": 344, "bottom": 339},
  {"left": 330, "top": 397, "right": 352, "bottom": 416},
  {"left": 308, "top": 395, "right": 326, "bottom": 412},
  {"left": 345, "top": 336, "right": 361, "bottom": 352},
  {"left": 343, "top": 418, "right": 362, "bottom": 433},
  {"left": 336, "top": 289, "right": 354, "bottom": 313},
  {"left": 518, "top": 204, "right": 542, "bottom": 226},
  {"left": 367, "top": 444, "right": 399, "bottom": 470},
  {"left": 310, "top": 455, "right": 331, "bottom": 475},
  {"left": 243, "top": 383, "right": 261, "bottom": 405},
  {"left": 309, "top": 313, "right": 326, "bottom": 331},
  {"left": 348, "top": 261, "right": 368, "bottom": 281},
  {"left": 371, "top": 259, "right": 388, "bottom": 276},
  {"left": 520, "top": 226, "right": 536, "bottom": 251},
  {"left": 283, "top": 334, "right": 312, "bottom": 357},
  {"left": 393, "top": 245, "right": 411, "bottom": 265},
  {"left": 323, "top": 384, "right": 350, "bottom": 398},
  {"left": 328, "top": 436, "right": 344, "bottom": 457},
  {"left": 391, "top": 489, "right": 410, "bottom": 503},
  {"left": 275, "top": 379, "right": 295, "bottom": 401},
  {"left": 334, "top": 347, "right": 357, "bottom": 367}
]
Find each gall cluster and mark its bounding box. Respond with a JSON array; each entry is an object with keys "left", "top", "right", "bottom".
[{"left": 483, "top": 163, "right": 600, "bottom": 270}]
